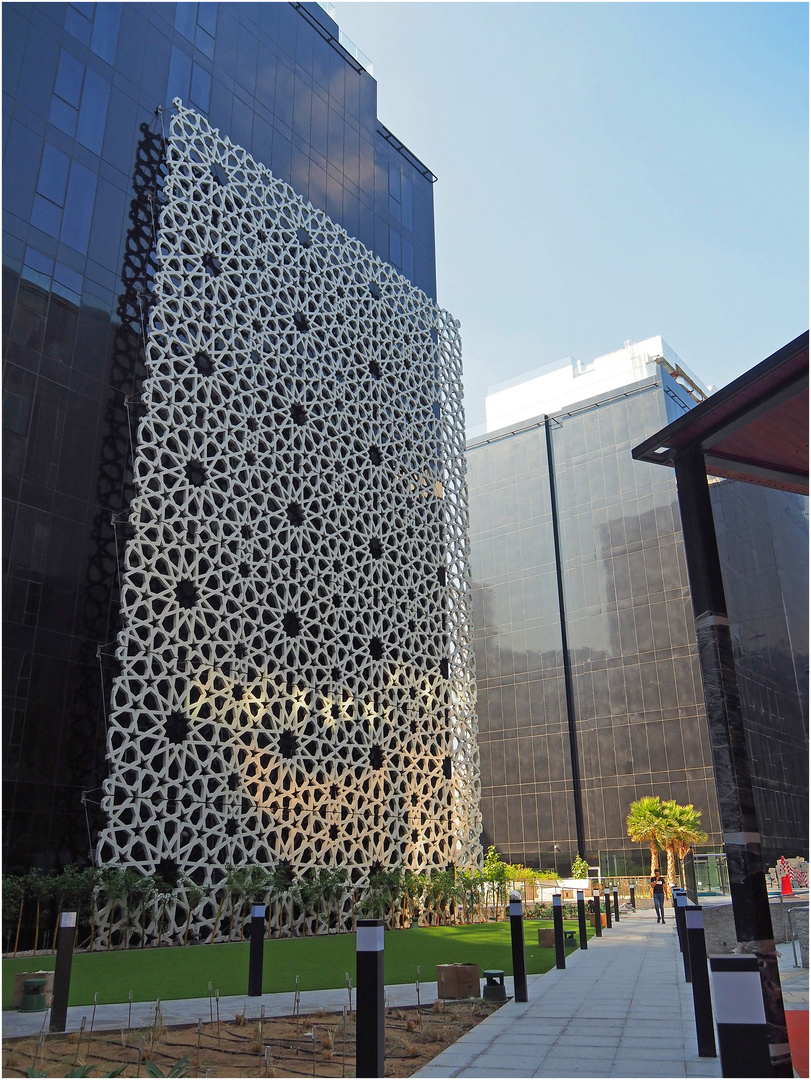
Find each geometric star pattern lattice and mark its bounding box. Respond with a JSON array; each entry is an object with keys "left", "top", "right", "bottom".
[{"left": 97, "top": 103, "right": 482, "bottom": 923}]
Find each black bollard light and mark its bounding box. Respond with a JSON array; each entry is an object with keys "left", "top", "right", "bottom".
[
  {"left": 629, "top": 883, "right": 636, "bottom": 910},
  {"left": 684, "top": 906, "right": 716, "bottom": 1058},
  {"left": 248, "top": 904, "right": 265, "bottom": 996},
  {"left": 671, "top": 888, "right": 682, "bottom": 943},
  {"left": 613, "top": 886, "right": 620, "bottom": 922},
  {"left": 356, "top": 919, "right": 385, "bottom": 1078},
  {"left": 50, "top": 911, "right": 77, "bottom": 1033},
  {"left": 674, "top": 893, "right": 691, "bottom": 982},
  {"left": 592, "top": 890, "right": 602, "bottom": 938},
  {"left": 576, "top": 890, "right": 588, "bottom": 950},
  {"left": 710, "top": 955, "right": 771, "bottom": 1078},
  {"left": 508, "top": 890, "right": 528, "bottom": 1002},
  {"left": 552, "top": 894, "right": 566, "bottom": 970},
  {"left": 604, "top": 887, "right": 612, "bottom": 929}
]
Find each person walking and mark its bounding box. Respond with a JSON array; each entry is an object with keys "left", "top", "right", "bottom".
[{"left": 651, "top": 870, "right": 666, "bottom": 922}]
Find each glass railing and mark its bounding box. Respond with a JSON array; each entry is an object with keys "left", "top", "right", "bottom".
[
  {"left": 316, "top": 1, "right": 374, "bottom": 75},
  {"left": 339, "top": 31, "right": 373, "bottom": 75}
]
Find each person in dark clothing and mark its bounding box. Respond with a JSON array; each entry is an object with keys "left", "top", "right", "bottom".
[{"left": 651, "top": 870, "right": 666, "bottom": 922}]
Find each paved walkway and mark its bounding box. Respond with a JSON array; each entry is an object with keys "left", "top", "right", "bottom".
[
  {"left": 413, "top": 907, "right": 807, "bottom": 1079},
  {"left": 3, "top": 907, "right": 806, "bottom": 1079}
]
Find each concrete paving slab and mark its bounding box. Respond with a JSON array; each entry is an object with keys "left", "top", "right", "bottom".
[{"left": 412, "top": 908, "right": 723, "bottom": 1079}]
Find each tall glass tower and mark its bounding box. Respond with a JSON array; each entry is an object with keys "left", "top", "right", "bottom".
[{"left": 3, "top": 4, "right": 481, "bottom": 901}]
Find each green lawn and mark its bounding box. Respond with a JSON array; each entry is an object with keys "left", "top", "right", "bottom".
[{"left": 3, "top": 920, "right": 588, "bottom": 1009}]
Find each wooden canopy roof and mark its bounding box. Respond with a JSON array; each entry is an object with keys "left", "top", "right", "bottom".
[{"left": 632, "top": 331, "right": 809, "bottom": 495}]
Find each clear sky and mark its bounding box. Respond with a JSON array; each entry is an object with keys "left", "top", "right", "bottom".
[{"left": 333, "top": 1, "right": 809, "bottom": 432}]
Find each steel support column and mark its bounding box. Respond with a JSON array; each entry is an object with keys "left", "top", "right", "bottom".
[{"left": 674, "top": 449, "right": 791, "bottom": 1078}]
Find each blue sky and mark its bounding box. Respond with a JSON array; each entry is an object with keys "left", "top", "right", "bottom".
[{"left": 334, "top": 2, "right": 809, "bottom": 431}]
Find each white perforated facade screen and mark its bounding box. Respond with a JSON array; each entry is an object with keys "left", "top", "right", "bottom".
[{"left": 97, "top": 104, "right": 481, "bottom": 919}]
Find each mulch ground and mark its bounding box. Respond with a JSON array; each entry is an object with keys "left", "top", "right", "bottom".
[{"left": 2, "top": 997, "right": 501, "bottom": 1077}]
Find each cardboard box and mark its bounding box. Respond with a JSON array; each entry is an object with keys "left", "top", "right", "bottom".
[
  {"left": 591, "top": 913, "right": 607, "bottom": 928},
  {"left": 12, "top": 970, "right": 54, "bottom": 1008},
  {"left": 436, "top": 963, "right": 481, "bottom": 999},
  {"left": 537, "top": 928, "right": 556, "bottom": 947}
]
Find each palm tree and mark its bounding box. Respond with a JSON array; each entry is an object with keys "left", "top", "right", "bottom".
[
  {"left": 626, "top": 796, "right": 670, "bottom": 876},
  {"left": 666, "top": 803, "right": 708, "bottom": 884}
]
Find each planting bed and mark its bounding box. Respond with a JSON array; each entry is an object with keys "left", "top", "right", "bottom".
[{"left": 2, "top": 998, "right": 500, "bottom": 1077}]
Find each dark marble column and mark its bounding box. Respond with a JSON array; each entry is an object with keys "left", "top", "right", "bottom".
[{"left": 674, "top": 450, "right": 791, "bottom": 1078}]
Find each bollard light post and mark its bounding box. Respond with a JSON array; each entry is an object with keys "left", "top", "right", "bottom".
[
  {"left": 710, "top": 955, "right": 771, "bottom": 1077},
  {"left": 675, "top": 893, "right": 691, "bottom": 982},
  {"left": 248, "top": 904, "right": 265, "bottom": 997},
  {"left": 672, "top": 888, "right": 683, "bottom": 945},
  {"left": 613, "top": 886, "right": 620, "bottom": 922},
  {"left": 50, "top": 911, "right": 77, "bottom": 1033},
  {"left": 684, "top": 906, "right": 716, "bottom": 1058},
  {"left": 576, "top": 890, "right": 588, "bottom": 950},
  {"left": 356, "top": 919, "right": 385, "bottom": 1078},
  {"left": 592, "top": 890, "right": 602, "bottom": 938},
  {"left": 629, "top": 883, "right": 636, "bottom": 910},
  {"left": 552, "top": 894, "right": 566, "bottom": 970},
  {"left": 508, "top": 890, "right": 528, "bottom": 1002},
  {"left": 604, "top": 887, "right": 612, "bottom": 929}
]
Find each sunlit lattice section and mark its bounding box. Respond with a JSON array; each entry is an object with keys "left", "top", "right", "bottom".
[{"left": 96, "top": 103, "right": 481, "bottom": 929}]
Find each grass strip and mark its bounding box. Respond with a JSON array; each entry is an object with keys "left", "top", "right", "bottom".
[{"left": 3, "top": 920, "right": 589, "bottom": 1009}]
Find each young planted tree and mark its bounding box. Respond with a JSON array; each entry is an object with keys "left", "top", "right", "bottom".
[
  {"left": 266, "top": 863, "right": 294, "bottom": 938},
  {"left": 320, "top": 867, "right": 349, "bottom": 932},
  {"left": 127, "top": 871, "right": 158, "bottom": 948},
  {"left": 430, "top": 869, "right": 457, "bottom": 925},
  {"left": 570, "top": 855, "right": 590, "bottom": 880},
  {"left": 458, "top": 869, "right": 485, "bottom": 924},
  {"left": 297, "top": 868, "right": 331, "bottom": 936},
  {"left": 209, "top": 870, "right": 229, "bottom": 943},
  {"left": 96, "top": 866, "right": 131, "bottom": 949},
  {"left": 358, "top": 878, "right": 389, "bottom": 919},
  {"left": 482, "top": 846, "right": 509, "bottom": 920},
  {"left": 401, "top": 870, "right": 425, "bottom": 927},
  {"left": 368, "top": 869, "right": 402, "bottom": 930},
  {"left": 224, "top": 865, "right": 270, "bottom": 940},
  {"left": 50, "top": 865, "right": 96, "bottom": 953},
  {"left": 178, "top": 874, "right": 206, "bottom": 945},
  {"left": 24, "top": 868, "right": 54, "bottom": 956},
  {"left": 3, "top": 874, "right": 25, "bottom": 956}
]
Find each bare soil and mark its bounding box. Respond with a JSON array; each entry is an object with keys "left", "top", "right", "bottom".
[{"left": 2, "top": 997, "right": 501, "bottom": 1077}]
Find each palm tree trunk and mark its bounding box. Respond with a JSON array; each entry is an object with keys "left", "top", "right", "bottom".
[
  {"left": 649, "top": 841, "right": 658, "bottom": 876},
  {"left": 666, "top": 847, "right": 677, "bottom": 887}
]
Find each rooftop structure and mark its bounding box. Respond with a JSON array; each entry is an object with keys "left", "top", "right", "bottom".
[{"left": 485, "top": 336, "right": 708, "bottom": 433}]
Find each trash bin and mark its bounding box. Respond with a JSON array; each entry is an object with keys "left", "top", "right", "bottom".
[
  {"left": 482, "top": 969, "right": 506, "bottom": 1002},
  {"left": 12, "top": 970, "right": 54, "bottom": 1009},
  {"left": 19, "top": 977, "right": 48, "bottom": 1012}
]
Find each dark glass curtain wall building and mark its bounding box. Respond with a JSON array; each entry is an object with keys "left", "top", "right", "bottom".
[
  {"left": 3, "top": 2, "right": 484, "bottom": 885},
  {"left": 468, "top": 338, "right": 808, "bottom": 874}
]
